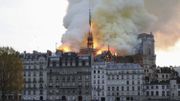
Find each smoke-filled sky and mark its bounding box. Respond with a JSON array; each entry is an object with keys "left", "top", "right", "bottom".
[
  {"left": 0, "top": 0, "right": 180, "bottom": 66},
  {"left": 61, "top": 0, "right": 156, "bottom": 55}
]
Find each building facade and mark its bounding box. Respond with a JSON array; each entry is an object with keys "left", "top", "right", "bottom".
[
  {"left": 22, "top": 51, "right": 48, "bottom": 101},
  {"left": 156, "top": 67, "right": 178, "bottom": 82},
  {"left": 92, "top": 62, "right": 107, "bottom": 101},
  {"left": 144, "top": 79, "right": 180, "bottom": 101},
  {"left": 47, "top": 52, "right": 92, "bottom": 101},
  {"left": 92, "top": 62, "right": 144, "bottom": 101}
]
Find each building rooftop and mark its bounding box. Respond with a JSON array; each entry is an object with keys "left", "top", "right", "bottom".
[
  {"left": 93, "top": 62, "right": 143, "bottom": 70},
  {"left": 106, "top": 63, "right": 142, "bottom": 70},
  {"left": 156, "top": 67, "right": 177, "bottom": 73},
  {"left": 21, "top": 51, "right": 48, "bottom": 60}
]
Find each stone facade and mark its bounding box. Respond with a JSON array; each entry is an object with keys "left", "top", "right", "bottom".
[
  {"left": 47, "top": 52, "right": 92, "bottom": 101},
  {"left": 92, "top": 62, "right": 107, "bottom": 101},
  {"left": 156, "top": 67, "right": 178, "bottom": 82},
  {"left": 92, "top": 62, "right": 144, "bottom": 101},
  {"left": 22, "top": 51, "right": 48, "bottom": 101},
  {"left": 144, "top": 79, "right": 180, "bottom": 101}
]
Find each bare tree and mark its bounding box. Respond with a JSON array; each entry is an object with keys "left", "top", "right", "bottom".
[{"left": 0, "top": 47, "right": 23, "bottom": 101}]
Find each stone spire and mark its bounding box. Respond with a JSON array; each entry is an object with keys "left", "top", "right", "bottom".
[{"left": 87, "top": 1, "right": 93, "bottom": 49}]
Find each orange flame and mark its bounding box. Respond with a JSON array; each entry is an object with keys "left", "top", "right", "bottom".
[
  {"left": 58, "top": 44, "right": 71, "bottom": 52},
  {"left": 58, "top": 22, "right": 119, "bottom": 55},
  {"left": 96, "top": 47, "right": 108, "bottom": 55}
]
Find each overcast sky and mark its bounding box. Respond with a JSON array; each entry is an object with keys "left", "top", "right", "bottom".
[
  {"left": 0, "top": 0, "right": 180, "bottom": 66},
  {"left": 0, "top": 0, "right": 67, "bottom": 52}
]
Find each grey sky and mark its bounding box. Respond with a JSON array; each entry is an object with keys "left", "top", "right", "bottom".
[{"left": 0, "top": 0, "right": 67, "bottom": 52}]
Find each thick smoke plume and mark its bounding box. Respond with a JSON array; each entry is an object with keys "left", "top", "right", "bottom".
[
  {"left": 145, "top": 0, "right": 180, "bottom": 50},
  {"left": 60, "top": 0, "right": 155, "bottom": 54}
]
